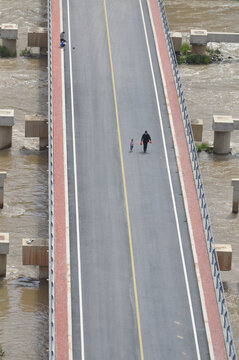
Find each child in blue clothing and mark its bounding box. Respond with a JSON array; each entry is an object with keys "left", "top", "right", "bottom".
[
  {"left": 130, "top": 139, "right": 134, "bottom": 152},
  {"left": 60, "top": 40, "right": 66, "bottom": 48}
]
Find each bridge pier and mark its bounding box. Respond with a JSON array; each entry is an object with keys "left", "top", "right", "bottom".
[
  {"left": 215, "top": 244, "right": 232, "bottom": 271},
  {"left": 0, "top": 109, "right": 15, "bottom": 149},
  {"left": 231, "top": 179, "right": 239, "bottom": 214},
  {"left": 190, "top": 29, "right": 239, "bottom": 55},
  {"left": 170, "top": 32, "right": 182, "bottom": 53},
  {"left": 0, "top": 24, "right": 18, "bottom": 56},
  {"left": 27, "top": 27, "right": 48, "bottom": 55},
  {"left": 25, "top": 114, "right": 48, "bottom": 149},
  {"left": 0, "top": 233, "right": 9, "bottom": 277},
  {"left": 22, "top": 238, "right": 48, "bottom": 279},
  {"left": 191, "top": 119, "right": 203, "bottom": 141},
  {"left": 212, "top": 115, "right": 233, "bottom": 154},
  {"left": 190, "top": 29, "right": 208, "bottom": 55},
  {"left": 0, "top": 172, "right": 7, "bottom": 208}
]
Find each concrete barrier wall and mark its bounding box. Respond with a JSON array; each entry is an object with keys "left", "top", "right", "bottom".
[{"left": 208, "top": 32, "right": 239, "bottom": 43}]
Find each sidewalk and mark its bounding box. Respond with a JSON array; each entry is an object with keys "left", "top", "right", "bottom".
[{"left": 51, "top": 0, "right": 69, "bottom": 358}]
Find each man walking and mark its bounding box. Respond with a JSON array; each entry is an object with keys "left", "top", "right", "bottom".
[
  {"left": 140, "top": 131, "right": 152, "bottom": 153},
  {"left": 60, "top": 31, "right": 67, "bottom": 47},
  {"left": 60, "top": 31, "right": 66, "bottom": 42}
]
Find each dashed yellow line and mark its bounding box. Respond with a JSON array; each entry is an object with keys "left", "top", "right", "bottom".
[{"left": 103, "top": 1, "right": 144, "bottom": 359}]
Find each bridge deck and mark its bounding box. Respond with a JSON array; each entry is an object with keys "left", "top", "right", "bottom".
[{"left": 52, "top": 0, "right": 227, "bottom": 359}]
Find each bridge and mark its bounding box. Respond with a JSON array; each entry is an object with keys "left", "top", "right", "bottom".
[{"left": 48, "top": 0, "right": 237, "bottom": 359}]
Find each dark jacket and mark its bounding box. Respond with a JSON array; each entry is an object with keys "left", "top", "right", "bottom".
[
  {"left": 141, "top": 133, "right": 151, "bottom": 143},
  {"left": 60, "top": 32, "right": 65, "bottom": 41}
]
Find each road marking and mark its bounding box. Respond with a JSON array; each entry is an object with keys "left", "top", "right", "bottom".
[
  {"left": 60, "top": 0, "right": 73, "bottom": 357},
  {"left": 138, "top": 0, "right": 201, "bottom": 359},
  {"left": 103, "top": 1, "right": 144, "bottom": 359},
  {"left": 66, "top": 0, "right": 85, "bottom": 358}
]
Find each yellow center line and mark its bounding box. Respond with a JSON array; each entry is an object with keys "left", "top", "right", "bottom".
[{"left": 103, "top": 1, "right": 144, "bottom": 359}]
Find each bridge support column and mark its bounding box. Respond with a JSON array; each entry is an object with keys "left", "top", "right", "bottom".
[
  {"left": 0, "top": 24, "right": 18, "bottom": 56},
  {"left": 38, "top": 266, "right": 48, "bottom": 279},
  {"left": 27, "top": 27, "right": 48, "bottom": 55},
  {"left": 170, "top": 32, "right": 182, "bottom": 53},
  {"left": 22, "top": 238, "right": 48, "bottom": 279},
  {"left": 191, "top": 119, "right": 203, "bottom": 141},
  {"left": 0, "top": 109, "right": 15, "bottom": 149},
  {"left": 231, "top": 179, "right": 239, "bottom": 214},
  {"left": 25, "top": 114, "right": 48, "bottom": 150},
  {"left": 0, "top": 172, "right": 7, "bottom": 208},
  {"left": 190, "top": 29, "right": 208, "bottom": 54},
  {"left": 215, "top": 244, "right": 232, "bottom": 271},
  {"left": 212, "top": 115, "right": 233, "bottom": 154},
  {"left": 0, "top": 233, "right": 9, "bottom": 277}
]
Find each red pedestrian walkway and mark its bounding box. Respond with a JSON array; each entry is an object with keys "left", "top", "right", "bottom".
[{"left": 52, "top": 0, "right": 69, "bottom": 358}]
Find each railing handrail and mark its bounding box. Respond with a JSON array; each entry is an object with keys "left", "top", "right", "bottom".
[
  {"left": 48, "top": 0, "right": 55, "bottom": 359},
  {"left": 157, "top": 1, "right": 237, "bottom": 358}
]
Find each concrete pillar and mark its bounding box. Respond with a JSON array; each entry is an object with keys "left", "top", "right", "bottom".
[
  {"left": 170, "top": 32, "right": 182, "bottom": 53},
  {"left": 25, "top": 114, "right": 48, "bottom": 150},
  {"left": 233, "top": 118, "right": 239, "bottom": 130},
  {"left": 38, "top": 266, "right": 48, "bottom": 280},
  {"left": 0, "top": 233, "right": 9, "bottom": 277},
  {"left": 40, "top": 47, "right": 48, "bottom": 56},
  {"left": 191, "top": 119, "right": 203, "bottom": 141},
  {"left": 0, "top": 24, "right": 18, "bottom": 56},
  {"left": 0, "top": 172, "right": 7, "bottom": 209},
  {"left": 39, "top": 137, "right": 48, "bottom": 149},
  {"left": 30, "top": 47, "right": 40, "bottom": 57},
  {"left": 215, "top": 244, "right": 232, "bottom": 271},
  {"left": 28, "top": 27, "right": 48, "bottom": 48},
  {"left": 191, "top": 44, "right": 207, "bottom": 55},
  {"left": 213, "top": 131, "right": 231, "bottom": 154},
  {"left": 212, "top": 115, "right": 233, "bottom": 154},
  {"left": 0, "top": 109, "right": 15, "bottom": 149},
  {"left": 190, "top": 29, "right": 208, "bottom": 54},
  {"left": 22, "top": 238, "right": 48, "bottom": 279},
  {"left": 231, "top": 179, "right": 239, "bottom": 214}
]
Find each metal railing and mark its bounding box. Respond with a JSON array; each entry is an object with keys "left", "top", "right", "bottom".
[
  {"left": 157, "top": 0, "right": 237, "bottom": 358},
  {"left": 48, "top": 0, "right": 55, "bottom": 358}
]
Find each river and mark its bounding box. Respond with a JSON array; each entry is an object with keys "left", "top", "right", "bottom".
[
  {"left": 0, "top": 0, "right": 48, "bottom": 359},
  {"left": 0, "top": 0, "right": 238, "bottom": 358}
]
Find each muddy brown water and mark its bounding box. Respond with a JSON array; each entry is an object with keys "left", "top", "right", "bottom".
[
  {"left": 0, "top": 0, "right": 48, "bottom": 359},
  {"left": 0, "top": 0, "right": 238, "bottom": 358}
]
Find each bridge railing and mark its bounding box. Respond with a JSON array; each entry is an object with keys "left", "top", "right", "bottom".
[
  {"left": 157, "top": 0, "right": 237, "bottom": 359},
  {"left": 48, "top": 0, "right": 55, "bottom": 359}
]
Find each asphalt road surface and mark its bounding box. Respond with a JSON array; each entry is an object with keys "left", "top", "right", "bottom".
[{"left": 62, "top": 0, "right": 210, "bottom": 359}]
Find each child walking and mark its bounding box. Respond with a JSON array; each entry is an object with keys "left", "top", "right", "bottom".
[{"left": 130, "top": 139, "right": 134, "bottom": 152}]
